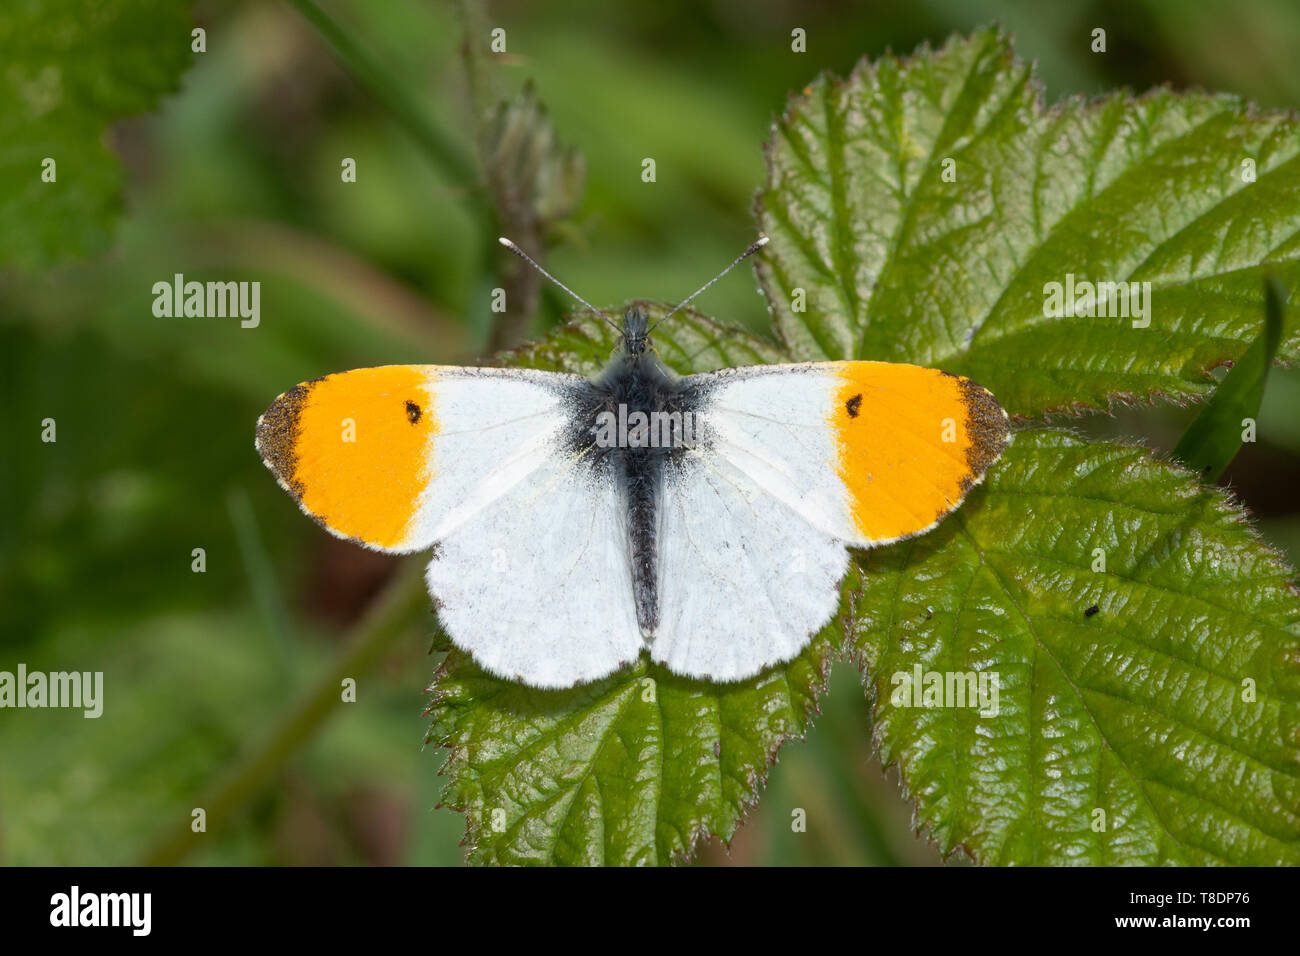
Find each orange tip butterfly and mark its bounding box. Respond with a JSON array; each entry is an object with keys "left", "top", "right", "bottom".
[{"left": 256, "top": 237, "right": 1010, "bottom": 688}]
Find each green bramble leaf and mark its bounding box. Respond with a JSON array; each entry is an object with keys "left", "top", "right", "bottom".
[
  {"left": 1173, "top": 277, "right": 1287, "bottom": 480},
  {"left": 853, "top": 430, "right": 1300, "bottom": 865},
  {"left": 498, "top": 302, "right": 784, "bottom": 379},
  {"left": 0, "top": 0, "right": 193, "bottom": 268},
  {"left": 426, "top": 600, "right": 849, "bottom": 866},
  {"left": 756, "top": 26, "right": 1300, "bottom": 419}
]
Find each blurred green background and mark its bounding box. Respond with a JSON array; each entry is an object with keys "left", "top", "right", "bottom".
[{"left": 3, "top": 0, "right": 1300, "bottom": 866}]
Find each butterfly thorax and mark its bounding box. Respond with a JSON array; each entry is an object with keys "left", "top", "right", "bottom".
[{"left": 571, "top": 306, "right": 703, "bottom": 462}]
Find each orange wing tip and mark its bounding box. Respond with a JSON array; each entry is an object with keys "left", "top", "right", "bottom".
[
  {"left": 255, "top": 367, "right": 438, "bottom": 551},
  {"left": 831, "top": 363, "right": 1011, "bottom": 544}
]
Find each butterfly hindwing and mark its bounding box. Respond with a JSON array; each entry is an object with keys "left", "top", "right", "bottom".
[
  {"left": 652, "top": 450, "right": 851, "bottom": 681},
  {"left": 426, "top": 441, "right": 645, "bottom": 688}
]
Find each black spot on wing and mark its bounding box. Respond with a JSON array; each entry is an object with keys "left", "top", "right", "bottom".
[
  {"left": 405, "top": 400, "right": 421, "bottom": 424},
  {"left": 845, "top": 393, "right": 862, "bottom": 418}
]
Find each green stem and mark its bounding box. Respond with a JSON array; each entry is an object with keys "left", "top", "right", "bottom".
[
  {"left": 286, "top": 0, "right": 478, "bottom": 190},
  {"left": 449, "top": 0, "right": 543, "bottom": 352},
  {"left": 451, "top": 0, "right": 498, "bottom": 124},
  {"left": 141, "top": 563, "right": 429, "bottom": 865}
]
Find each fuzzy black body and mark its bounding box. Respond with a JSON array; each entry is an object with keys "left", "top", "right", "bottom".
[{"left": 562, "top": 306, "right": 705, "bottom": 637}]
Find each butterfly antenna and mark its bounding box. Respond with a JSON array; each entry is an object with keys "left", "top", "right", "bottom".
[
  {"left": 498, "top": 237, "right": 622, "bottom": 336},
  {"left": 648, "top": 235, "right": 769, "bottom": 334}
]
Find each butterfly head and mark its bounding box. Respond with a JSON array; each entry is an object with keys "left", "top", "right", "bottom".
[{"left": 621, "top": 306, "right": 651, "bottom": 356}]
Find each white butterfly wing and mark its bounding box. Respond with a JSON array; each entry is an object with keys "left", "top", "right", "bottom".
[
  {"left": 427, "top": 443, "right": 644, "bottom": 690},
  {"left": 651, "top": 450, "right": 851, "bottom": 681}
]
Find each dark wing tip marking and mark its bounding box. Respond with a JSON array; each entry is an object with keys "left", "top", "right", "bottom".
[
  {"left": 255, "top": 383, "right": 309, "bottom": 502},
  {"left": 956, "top": 377, "right": 1011, "bottom": 492}
]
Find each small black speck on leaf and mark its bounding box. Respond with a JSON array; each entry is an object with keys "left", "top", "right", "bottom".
[{"left": 1084, "top": 604, "right": 1099, "bottom": 618}]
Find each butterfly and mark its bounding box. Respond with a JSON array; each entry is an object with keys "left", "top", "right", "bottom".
[{"left": 256, "top": 237, "right": 1011, "bottom": 689}]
